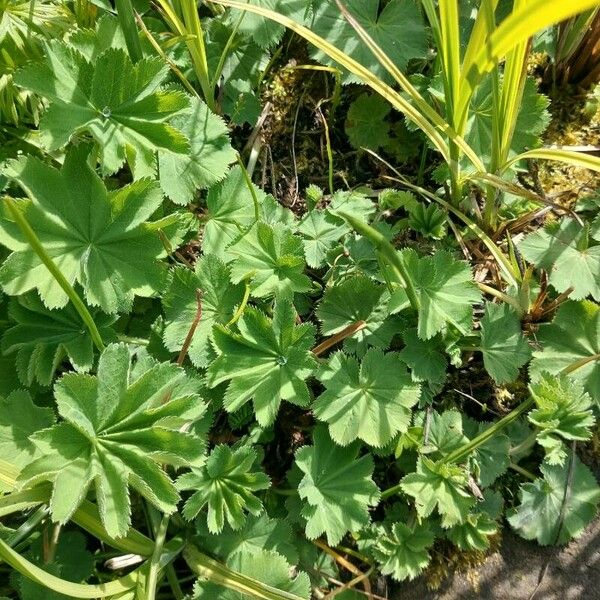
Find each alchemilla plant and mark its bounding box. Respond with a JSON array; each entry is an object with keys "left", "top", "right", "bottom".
[{"left": 1, "top": 0, "right": 600, "bottom": 598}]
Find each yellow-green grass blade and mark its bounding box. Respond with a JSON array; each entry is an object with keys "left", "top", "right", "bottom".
[
  {"left": 505, "top": 148, "right": 600, "bottom": 172},
  {"left": 436, "top": 0, "right": 461, "bottom": 123},
  {"left": 333, "top": 0, "right": 485, "bottom": 172},
  {"left": 458, "top": 0, "right": 600, "bottom": 125},
  {"left": 558, "top": 8, "right": 599, "bottom": 61},
  {"left": 211, "top": 0, "right": 480, "bottom": 169}
]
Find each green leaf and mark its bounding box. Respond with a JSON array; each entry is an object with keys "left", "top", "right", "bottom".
[
  {"left": 0, "top": 148, "right": 177, "bottom": 314},
  {"left": 202, "top": 166, "right": 267, "bottom": 261},
  {"left": 192, "top": 550, "right": 310, "bottom": 599},
  {"left": 528, "top": 373, "right": 596, "bottom": 465},
  {"left": 2, "top": 293, "right": 116, "bottom": 386},
  {"left": 399, "top": 328, "right": 447, "bottom": 385},
  {"left": 407, "top": 203, "right": 447, "bottom": 240},
  {"left": 508, "top": 454, "right": 600, "bottom": 545},
  {"left": 158, "top": 97, "right": 236, "bottom": 205},
  {"left": 311, "top": 0, "right": 427, "bottom": 85},
  {"left": 400, "top": 457, "right": 475, "bottom": 528},
  {"left": 17, "top": 343, "right": 206, "bottom": 537},
  {"left": 163, "top": 257, "right": 245, "bottom": 367},
  {"left": 317, "top": 276, "right": 396, "bottom": 355},
  {"left": 313, "top": 349, "right": 420, "bottom": 447},
  {"left": 418, "top": 409, "right": 468, "bottom": 458},
  {"left": 344, "top": 93, "right": 391, "bottom": 150},
  {"left": 297, "top": 211, "right": 346, "bottom": 269},
  {"left": 479, "top": 302, "right": 531, "bottom": 384},
  {"left": 463, "top": 418, "right": 510, "bottom": 488},
  {"left": 529, "top": 301, "right": 600, "bottom": 403},
  {"left": 195, "top": 513, "right": 298, "bottom": 565},
  {"left": 519, "top": 219, "right": 600, "bottom": 301},
  {"left": 177, "top": 444, "right": 270, "bottom": 533},
  {"left": 371, "top": 522, "right": 434, "bottom": 582},
  {"left": 206, "top": 300, "right": 317, "bottom": 426},
  {"left": 17, "top": 531, "right": 94, "bottom": 600},
  {"left": 402, "top": 249, "right": 481, "bottom": 339},
  {"left": 0, "top": 390, "right": 54, "bottom": 490},
  {"left": 295, "top": 426, "right": 380, "bottom": 545},
  {"left": 228, "top": 222, "right": 311, "bottom": 299},
  {"left": 446, "top": 512, "right": 497, "bottom": 551},
  {"left": 14, "top": 42, "right": 189, "bottom": 177}
]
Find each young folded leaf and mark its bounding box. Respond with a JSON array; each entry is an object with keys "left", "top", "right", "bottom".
[
  {"left": 529, "top": 301, "right": 600, "bottom": 404},
  {"left": 400, "top": 249, "right": 481, "bottom": 339},
  {"left": 176, "top": 445, "right": 270, "bottom": 533},
  {"left": 479, "top": 302, "right": 531, "bottom": 384},
  {"left": 371, "top": 522, "right": 434, "bottom": 582},
  {"left": 295, "top": 425, "right": 380, "bottom": 546},
  {"left": 400, "top": 456, "right": 475, "bottom": 528},
  {"left": 17, "top": 343, "right": 206, "bottom": 537},
  {"left": 313, "top": 349, "right": 420, "bottom": 447},
  {"left": 528, "top": 373, "right": 596, "bottom": 465},
  {"left": 163, "top": 257, "right": 245, "bottom": 368},
  {"left": 446, "top": 512, "right": 497, "bottom": 551},
  {"left": 519, "top": 219, "right": 600, "bottom": 301},
  {"left": 14, "top": 42, "right": 190, "bottom": 177},
  {"left": 227, "top": 222, "right": 311, "bottom": 299},
  {"left": 508, "top": 454, "right": 600, "bottom": 545},
  {"left": 0, "top": 148, "right": 179, "bottom": 314},
  {"left": 206, "top": 299, "right": 317, "bottom": 427},
  {"left": 1, "top": 293, "right": 116, "bottom": 386}
]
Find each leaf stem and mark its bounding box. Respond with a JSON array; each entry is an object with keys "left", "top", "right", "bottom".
[
  {"left": 146, "top": 514, "right": 170, "bottom": 600},
  {"left": 509, "top": 462, "right": 537, "bottom": 481},
  {"left": 236, "top": 154, "right": 260, "bottom": 222},
  {"left": 226, "top": 282, "right": 251, "bottom": 326},
  {"left": 176, "top": 289, "right": 203, "bottom": 367},
  {"left": 3, "top": 198, "right": 105, "bottom": 352},
  {"left": 312, "top": 321, "right": 367, "bottom": 357}
]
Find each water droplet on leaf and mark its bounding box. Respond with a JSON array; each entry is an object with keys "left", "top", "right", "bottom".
[{"left": 276, "top": 355, "right": 287, "bottom": 366}]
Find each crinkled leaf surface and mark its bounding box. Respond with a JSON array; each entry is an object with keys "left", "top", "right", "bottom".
[
  {"left": 1, "top": 293, "right": 116, "bottom": 386},
  {"left": 479, "top": 302, "right": 531, "bottom": 384},
  {"left": 371, "top": 522, "right": 434, "bottom": 582},
  {"left": 163, "top": 256, "right": 245, "bottom": 367},
  {"left": 508, "top": 455, "right": 600, "bottom": 545},
  {"left": 313, "top": 349, "right": 420, "bottom": 447},
  {"left": 227, "top": 221, "right": 311, "bottom": 299},
  {"left": 0, "top": 148, "right": 177, "bottom": 313},
  {"left": 177, "top": 445, "right": 270, "bottom": 533},
  {"left": 192, "top": 550, "right": 310, "bottom": 599},
  {"left": 401, "top": 457, "right": 474, "bottom": 528},
  {"left": 311, "top": 0, "right": 427, "bottom": 85},
  {"left": 528, "top": 374, "right": 596, "bottom": 465},
  {"left": 402, "top": 249, "right": 480, "bottom": 339},
  {"left": 295, "top": 426, "right": 380, "bottom": 545},
  {"left": 206, "top": 300, "right": 316, "bottom": 426},
  {"left": 17, "top": 343, "right": 206, "bottom": 537},
  {"left": 530, "top": 301, "right": 600, "bottom": 403},
  {"left": 158, "top": 97, "right": 236, "bottom": 204},
  {"left": 520, "top": 219, "right": 600, "bottom": 301},
  {"left": 14, "top": 42, "right": 190, "bottom": 176}
]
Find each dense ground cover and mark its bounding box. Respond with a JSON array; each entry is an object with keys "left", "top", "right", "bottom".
[{"left": 1, "top": 1, "right": 600, "bottom": 598}]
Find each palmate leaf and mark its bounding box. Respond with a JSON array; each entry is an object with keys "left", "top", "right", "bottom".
[
  {"left": 17, "top": 343, "right": 206, "bottom": 537},
  {"left": 192, "top": 550, "right": 310, "bottom": 600},
  {"left": 310, "top": 0, "right": 428, "bottom": 85},
  {"left": 297, "top": 210, "right": 346, "bottom": 269},
  {"left": 195, "top": 513, "right": 298, "bottom": 565},
  {"left": 400, "top": 457, "right": 475, "bottom": 528},
  {"left": 177, "top": 445, "right": 270, "bottom": 533},
  {"left": 206, "top": 299, "right": 317, "bottom": 426},
  {"left": 227, "top": 222, "right": 311, "bottom": 299},
  {"left": 162, "top": 256, "right": 245, "bottom": 368},
  {"left": 446, "top": 512, "right": 497, "bottom": 551},
  {"left": 479, "top": 302, "right": 531, "bottom": 384},
  {"left": 295, "top": 426, "right": 380, "bottom": 546},
  {"left": 508, "top": 454, "right": 600, "bottom": 545},
  {"left": 0, "top": 390, "right": 54, "bottom": 490},
  {"left": 344, "top": 93, "right": 391, "bottom": 151},
  {"left": 463, "top": 418, "right": 510, "bottom": 488},
  {"left": 371, "top": 522, "right": 434, "bottom": 582},
  {"left": 14, "top": 41, "right": 190, "bottom": 177},
  {"left": 0, "top": 148, "right": 178, "bottom": 314},
  {"left": 313, "top": 349, "right": 420, "bottom": 447},
  {"left": 317, "top": 276, "right": 396, "bottom": 355},
  {"left": 401, "top": 249, "right": 481, "bottom": 339},
  {"left": 528, "top": 374, "right": 596, "bottom": 465},
  {"left": 519, "top": 219, "right": 600, "bottom": 301},
  {"left": 399, "top": 328, "right": 447, "bottom": 385},
  {"left": 158, "top": 97, "right": 236, "bottom": 205},
  {"left": 1, "top": 293, "right": 116, "bottom": 386},
  {"left": 530, "top": 301, "right": 600, "bottom": 404}
]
